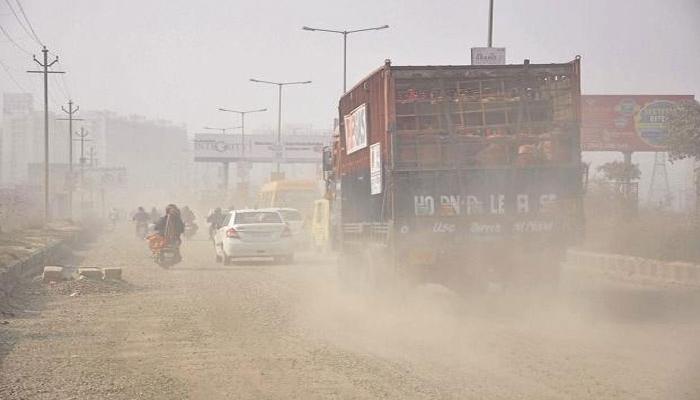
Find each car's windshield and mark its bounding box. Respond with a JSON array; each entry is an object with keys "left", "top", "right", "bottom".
[
  {"left": 234, "top": 212, "right": 282, "bottom": 224},
  {"left": 277, "top": 209, "right": 302, "bottom": 221}
]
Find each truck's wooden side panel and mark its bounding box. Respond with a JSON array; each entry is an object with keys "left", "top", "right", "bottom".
[{"left": 336, "top": 59, "right": 583, "bottom": 233}]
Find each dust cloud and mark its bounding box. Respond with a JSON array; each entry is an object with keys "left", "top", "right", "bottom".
[{"left": 289, "top": 260, "right": 700, "bottom": 399}]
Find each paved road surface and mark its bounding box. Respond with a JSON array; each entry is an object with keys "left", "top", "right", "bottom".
[{"left": 1, "top": 227, "right": 699, "bottom": 399}]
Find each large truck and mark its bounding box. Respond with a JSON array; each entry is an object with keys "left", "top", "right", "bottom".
[{"left": 325, "top": 57, "right": 585, "bottom": 287}]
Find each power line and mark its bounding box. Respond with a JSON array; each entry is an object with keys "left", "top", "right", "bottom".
[
  {"left": 0, "top": 56, "right": 60, "bottom": 104},
  {"left": 4, "top": 1, "right": 73, "bottom": 102},
  {"left": 3, "top": 0, "right": 38, "bottom": 46},
  {"left": 14, "top": 0, "right": 42, "bottom": 45},
  {"left": 0, "top": 58, "right": 28, "bottom": 91},
  {"left": 59, "top": 74, "right": 72, "bottom": 99},
  {"left": 51, "top": 73, "right": 69, "bottom": 100},
  {"left": 0, "top": 22, "right": 32, "bottom": 55},
  {"left": 46, "top": 49, "right": 73, "bottom": 101}
]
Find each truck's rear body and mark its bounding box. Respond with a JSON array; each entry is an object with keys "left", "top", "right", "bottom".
[{"left": 333, "top": 58, "right": 584, "bottom": 283}]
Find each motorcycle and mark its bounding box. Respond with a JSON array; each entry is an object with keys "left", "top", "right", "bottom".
[
  {"left": 135, "top": 221, "right": 149, "bottom": 238},
  {"left": 208, "top": 223, "right": 219, "bottom": 241},
  {"left": 146, "top": 233, "right": 181, "bottom": 268},
  {"left": 184, "top": 222, "right": 198, "bottom": 239}
]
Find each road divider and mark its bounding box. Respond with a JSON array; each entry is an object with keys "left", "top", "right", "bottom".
[
  {"left": 566, "top": 250, "right": 700, "bottom": 287},
  {"left": 0, "top": 223, "right": 86, "bottom": 301}
]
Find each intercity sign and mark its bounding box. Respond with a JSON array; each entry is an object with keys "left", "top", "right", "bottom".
[{"left": 193, "top": 133, "right": 329, "bottom": 164}]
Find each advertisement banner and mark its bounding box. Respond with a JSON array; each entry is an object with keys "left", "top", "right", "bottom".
[
  {"left": 193, "top": 134, "right": 329, "bottom": 163},
  {"left": 470, "top": 47, "right": 506, "bottom": 65},
  {"left": 344, "top": 103, "right": 367, "bottom": 154},
  {"left": 370, "top": 143, "right": 382, "bottom": 195},
  {"left": 581, "top": 95, "right": 695, "bottom": 152}
]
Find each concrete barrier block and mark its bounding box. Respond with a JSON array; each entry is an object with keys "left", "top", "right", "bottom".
[
  {"left": 102, "top": 267, "right": 122, "bottom": 280},
  {"left": 668, "top": 262, "right": 694, "bottom": 283},
  {"left": 42, "top": 266, "right": 64, "bottom": 283},
  {"left": 613, "top": 256, "right": 629, "bottom": 275},
  {"left": 639, "top": 259, "right": 653, "bottom": 277},
  {"left": 658, "top": 262, "right": 675, "bottom": 281},
  {"left": 628, "top": 257, "right": 644, "bottom": 276},
  {"left": 78, "top": 267, "right": 102, "bottom": 279},
  {"left": 594, "top": 254, "right": 606, "bottom": 270},
  {"left": 648, "top": 260, "right": 659, "bottom": 278},
  {"left": 688, "top": 265, "right": 700, "bottom": 284}
]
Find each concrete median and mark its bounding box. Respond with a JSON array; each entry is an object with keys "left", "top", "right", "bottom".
[
  {"left": 0, "top": 223, "right": 86, "bottom": 300},
  {"left": 567, "top": 249, "right": 700, "bottom": 288}
]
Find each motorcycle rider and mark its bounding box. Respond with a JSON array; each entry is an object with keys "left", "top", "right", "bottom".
[
  {"left": 206, "top": 207, "right": 225, "bottom": 239},
  {"left": 149, "top": 207, "right": 160, "bottom": 224},
  {"left": 181, "top": 205, "right": 198, "bottom": 238},
  {"left": 153, "top": 204, "right": 185, "bottom": 263},
  {"left": 181, "top": 206, "right": 195, "bottom": 225},
  {"left": 132, "top": 206, "right": 150, "bottom": 237}
]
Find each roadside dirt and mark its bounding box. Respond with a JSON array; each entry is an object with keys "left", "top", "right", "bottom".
[{"left": 1, "top": 226, "right": 699, "bottom": 399}]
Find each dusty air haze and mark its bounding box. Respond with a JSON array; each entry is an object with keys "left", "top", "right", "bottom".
[{"left": 1, "top": 1, "right": 700, "bottom": 400}]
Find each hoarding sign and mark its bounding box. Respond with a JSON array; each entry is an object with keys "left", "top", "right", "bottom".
[
  {"left": 344, "top": 103, "right": 367, "bottom": 154},
  {"left": 581, "top": 95, "right": 695, "bottom": 152},
  {"left": 370, "top": 143, "right": 382, "bottom": 195},
  {"left": 470, "top": 47, "right": 506, "bottom": 65},
  {"left": 193, "top": 134, "right": 329, "bottom": 163}
]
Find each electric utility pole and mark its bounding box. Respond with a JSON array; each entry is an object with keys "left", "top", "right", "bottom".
[
  {"left": 27, "top": 46, "right": 65, "bottom": 222},
  {"left": 73, "top": 127, "right": 91, "bottom": 206},
  {"left": 57, "top": 100, "right": 83, "bottom": 219}
]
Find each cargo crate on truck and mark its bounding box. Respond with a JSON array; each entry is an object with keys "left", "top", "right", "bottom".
[{"left": 325, "top": 57, "right": 585, "bottom": 287}]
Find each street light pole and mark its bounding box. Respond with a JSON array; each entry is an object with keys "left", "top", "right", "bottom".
[
  {"left": 249, "top": 79, "right": 311, "bottom": 176},
  {"left": 343, "top": 32, "right": 347, "bottom": 93},
  {"left": 488, "top": 0, "right": 494, "bottom": 47},
  {"left": 217, "top": 107, "right": 267, "bottom": 157},
  {"left": 277, "top": 84, "right": 282, "bottom": 171},
  {"left": 302, "top": 24, "right": 389, "bottom": 93},
  {"left": 203, "top": 126, "right": 241, "bottom": 135}
]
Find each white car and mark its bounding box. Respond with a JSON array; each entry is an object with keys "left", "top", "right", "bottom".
[
  {"left": 213, "top": 209, "right": 294, "bottom": 265},
  {"left": 272, "top": 208, "right": 309, "bottom": 246},
  {"left": 274, "top": 208, "right": 303, "bottom": 232}
]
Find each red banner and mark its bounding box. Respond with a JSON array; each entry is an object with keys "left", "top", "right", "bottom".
[{"left": 581, "top": 95, "right": 694, "bottom": 152}]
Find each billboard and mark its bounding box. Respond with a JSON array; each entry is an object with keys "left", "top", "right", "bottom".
[
  {"left": 581, "top": 95, "right": 695, "bottom": 152},
  {"left": 193, "top": 134, "right": 329, "bottom": 163},
  {"left": 470, "top": 47, "right": 506, "bottom": 65},
  {"left": 344, "top": 103, "right": 367, "bottom": 154}
]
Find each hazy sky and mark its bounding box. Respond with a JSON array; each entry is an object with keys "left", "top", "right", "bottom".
[{"left": 1, "top": 0, "right": 699, "bottom": 134}]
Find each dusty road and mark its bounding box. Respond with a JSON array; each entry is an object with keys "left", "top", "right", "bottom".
[{"left": 1, "top": 227, "right": 699, "bottom": 399}]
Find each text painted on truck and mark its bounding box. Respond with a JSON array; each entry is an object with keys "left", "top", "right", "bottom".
[{"left": 414, "top": 193, "right": 557, "bottom": 216}]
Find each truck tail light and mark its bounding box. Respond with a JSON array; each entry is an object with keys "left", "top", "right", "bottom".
[
  {"left": 226, "top": 228, "right": 239, "bottom": 238},
  {"left": 281, "top": 226, "right": 292, "bottom": 237}
]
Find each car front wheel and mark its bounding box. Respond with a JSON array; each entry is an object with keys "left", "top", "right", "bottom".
[{"left": 223, "top": 254, "right": 233, "bottom": 266}]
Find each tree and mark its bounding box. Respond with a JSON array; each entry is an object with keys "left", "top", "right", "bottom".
[
  {"left": 664, "top": 100, "right": 700, "bottom": 161},
  {"left": 596, "top": 161, "right": 641, "bottom": 183},
  {"left": 664, "top": 100, "right": 700, "bottom": 225}
]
